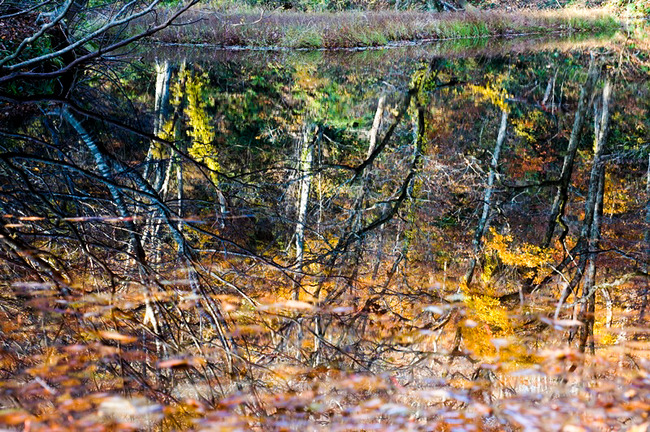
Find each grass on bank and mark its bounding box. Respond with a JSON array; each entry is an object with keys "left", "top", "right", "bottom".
[{"left": 151, "top": 8, "right": 621, "bottom": 48}]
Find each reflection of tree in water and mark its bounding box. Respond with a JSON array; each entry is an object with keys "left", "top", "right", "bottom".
[{"left": 0, "top": 40, "right": 650, "bottom": 429}]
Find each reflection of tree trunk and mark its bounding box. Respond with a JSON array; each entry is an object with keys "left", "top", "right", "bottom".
[
  {"left": 125, "top": 167, "right": 190, "bottom": 258},
  {"left": 351, "top": 95, "right": 385, "bottom": 234},
  {"left": 578, "top": 171, "right": 604, "bottom": 353},
  {"left": 294, "top": 124, "right": 317, "bottom": 300},
  {"left": 465, "top": 108, "right": 508, "bottom": 287},
  {"left": 373, "top": 97, "right": 423, "bottom": 294},
  {"left": 576, "top": 79, "right": 612, "bottom": 354},
  {"left": 141, "top": 61, "right": 175, "bottom": 261},
  {"left": 215, "top": 189, "right": 227, "bottom": 229},
  {"left": 329, "top": 84, "right": 428, "bottom": 300},
  {"left": 147, "top": 62, "right": 195, "bottom": 258},
  {"left": 645, "top": 155, "right": 650, "bottom": 260},
  {"left": 154, "top": 60, "right": 173, "bottom": 135},
  {"left": 353, "top": 89, "right": 414, "bottom": 183},
  {"left": 641, "top": 154, "right": 650, "bottom": 322},
  {"left": 310, "top": 70, "right": 432, "bottom": 366},
  {"left": 551, "top": 79, "right": 612, "bottom": 355},
  {"left": 176, "top": 144, "right": 184, "bottom": 236},
  {"left": 144, "top": 60, "right": 173, "bottom": 190},
  {"left": 542, "top": 68, "right": 558, "bottom": 113},
  {"left": 63, "top": 108, "right": 146, "bottom": 265},
  {"left": 348, "top": 96, "right": 386, "bottom": 278},
  {"left": 155, "top": 117, "right": 185, "bottom": 257},
  {"left": 543, "top": 58, "right": 600, "bottom": 249}
]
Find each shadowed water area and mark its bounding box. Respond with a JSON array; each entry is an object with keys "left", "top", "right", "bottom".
[{"left": 1, "top": 32, "right": 649, "bottom": 430}]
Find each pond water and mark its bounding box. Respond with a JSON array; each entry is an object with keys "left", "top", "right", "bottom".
[{"left": 1, "top": 31, "right": 649, "bottom": 429}]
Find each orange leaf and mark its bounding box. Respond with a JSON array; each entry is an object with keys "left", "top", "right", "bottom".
[
  {"left": 0, "top": 410, "right": 32, "bottom": 426},
  {"left": 98, "top": 331, "right": 137, "bottom": 344}
]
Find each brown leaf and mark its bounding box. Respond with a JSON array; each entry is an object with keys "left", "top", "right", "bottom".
[{"left": 157, "top": 357, "right": 204, "bottom": 370}]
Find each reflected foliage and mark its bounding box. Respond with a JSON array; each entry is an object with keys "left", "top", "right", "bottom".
[{"left": 1, "top": 36, "right": 650, "bottom": 430}]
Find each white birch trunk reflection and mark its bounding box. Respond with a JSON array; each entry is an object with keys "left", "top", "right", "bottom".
[{"left": 466, "top": 108, "right": 508, "bottom": 286}]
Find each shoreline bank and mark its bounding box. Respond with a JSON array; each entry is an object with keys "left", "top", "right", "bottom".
[{"left": 148, "top": 8, "right": 621, "bottom": 49}]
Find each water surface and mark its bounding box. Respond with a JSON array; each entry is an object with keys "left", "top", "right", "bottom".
[{"left": 1, "top": 32, "right": 649, "bottom": 430}]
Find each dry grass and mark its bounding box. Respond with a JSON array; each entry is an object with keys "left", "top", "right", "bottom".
[{"left": 150, "top": 7, "right": 620, "bottom": 48}]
